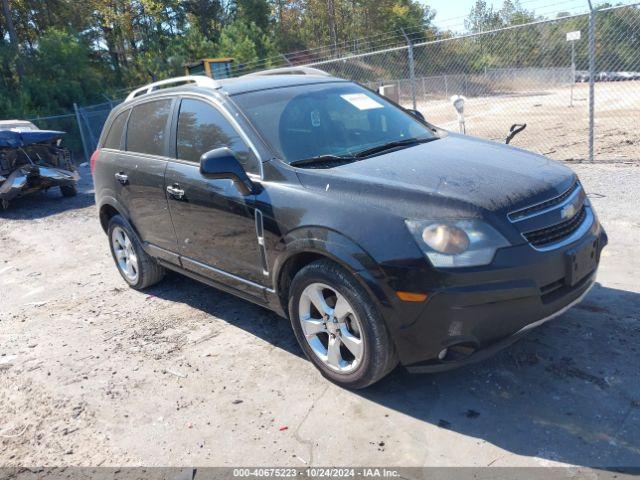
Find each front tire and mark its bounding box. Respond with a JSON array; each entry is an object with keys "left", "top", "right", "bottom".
[
  {"left": 107, "top": 215, "right": 165, "bottom": 289},
  {"left": 288, "top": 259, "right": 397, "bottom": 389}
]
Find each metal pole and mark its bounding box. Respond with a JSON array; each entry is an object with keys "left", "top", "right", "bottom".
[
  {"left": 101, "top": 93, "right": 115, "bottom": 110},
  {"left": 588, "top": 0, "right": 596, "bottom": 162},
  {"left": 570, "top": 40, "right": 575, "bottom": 107},
  {"left": 81, "top": 110, "right": 98, "bottom": 152},
  {"left": 73, "top": 103, "right": 90, "bottom": 163},
  {"left": 401, "top": 28, "right": 417, "bottom": 110}
]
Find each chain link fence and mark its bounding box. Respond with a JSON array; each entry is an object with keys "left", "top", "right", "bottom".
[
  {"left": 74, "top": 100, "right": 123, "bottom": 162},
  {"left": 26, "top": 101, "right": 122, "bottom": 163},
  {"left": 68, "top": 3, "right": 639, "bottom": 163},
  {"left": 304, "top": 4, "right": 640, "bottom": 162}
]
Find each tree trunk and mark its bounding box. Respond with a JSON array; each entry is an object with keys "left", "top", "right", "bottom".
[
  {"left": 102, "top": 26, "right": 122, "bottom": 80},
  {"left": 325, "top": 0, "right": 338, "bottom": 54},
  {"left": 1, "top": 0, "right": 24, "bottom": 80},
  {"left": 277, "top": 0, "right": 284, "bottom": 36}
]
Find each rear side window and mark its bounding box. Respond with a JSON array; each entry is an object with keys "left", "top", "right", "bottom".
[
  {"left": 176, "top": 98, "right": 258, "bottom": 175},
  {"left": 103, "top": 110, "right": 128, "bottom": 150},
  {"left": 126, "top": 99, "right": 172, "bottom": 156}
]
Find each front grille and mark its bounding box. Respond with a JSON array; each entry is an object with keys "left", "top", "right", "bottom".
[
  {"left": 509, "top": 181, "right": 580, "bottom": 222},
  {"left": 523, "top": 205, "right": 587, "bottom": 248}
]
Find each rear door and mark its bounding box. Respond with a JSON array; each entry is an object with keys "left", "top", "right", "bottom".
[
  {"left": 164, "top": 96, "right": 266, "bottom": 293},
  {"left": 117, "top": 98, "right": 179, "bottom": 257}
]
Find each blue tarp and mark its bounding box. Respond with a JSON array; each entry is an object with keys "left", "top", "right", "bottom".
[{"left": 0, "top": 129, "right": 65, "bottom": 149}]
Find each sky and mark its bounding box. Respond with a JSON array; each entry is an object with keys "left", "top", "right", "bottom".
[{"left": 422, "top": 0, "right": 596, "bottom": 31}]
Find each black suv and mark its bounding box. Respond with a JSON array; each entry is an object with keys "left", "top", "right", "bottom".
[{"left": 93, "top": 72, "right": 607, "bottom": 388}]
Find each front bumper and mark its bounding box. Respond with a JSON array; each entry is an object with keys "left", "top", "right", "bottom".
[
  {"left": 389, "top": 220, "right": 608, "bottom": 371},
  {"left": 405, "top": 273, "right": 595, "bottom": 373}
]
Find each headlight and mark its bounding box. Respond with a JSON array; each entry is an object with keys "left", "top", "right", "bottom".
[
  {"left": 421, "top": 224, "right": 469, "bottom": 254},
  {"left": 405, "top": 219, "right": 510, "bottom": 267}
]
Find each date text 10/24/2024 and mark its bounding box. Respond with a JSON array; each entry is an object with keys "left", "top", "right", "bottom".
[{"left": 232, "top": 468, "right": 401, "bottom": 478}]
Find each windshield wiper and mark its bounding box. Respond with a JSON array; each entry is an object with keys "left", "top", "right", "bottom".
[
  {"left": 353, "top": 137, "right": 438, "bottom": 158},
  {"left": 289, "top": 154, "right": 356, "bottom": 168},
  {"left": 289, "top": 137, "right": 439, "bottom": 167}
]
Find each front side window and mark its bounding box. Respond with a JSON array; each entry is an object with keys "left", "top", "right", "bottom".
[
  {"left": 103, "top": 110, "right": 128, "bottom": 150},
  {"left": 126, "top": 99, "right": 172, "bottom": 156},
  {"left": 176, "top": 98, "right": 258, "bottom": 175},
  {"left": 232, "top": 82, "right": 436, "bottom": 164}
]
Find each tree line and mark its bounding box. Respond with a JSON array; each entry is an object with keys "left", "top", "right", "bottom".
[{"left": 0, "top": 0, "right": 433, "bottom": 117}]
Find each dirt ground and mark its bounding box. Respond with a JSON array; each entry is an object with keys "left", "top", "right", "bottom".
[
  {"left": 419, "top": 81, "right": 640, "bottom": 162},
  {"left": 1, "top": 160, "right": 639, "bottom": 469}
]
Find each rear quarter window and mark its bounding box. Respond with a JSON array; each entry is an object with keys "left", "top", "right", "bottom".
[
  {"left": 126, "top": 99, "right": 172, "bottom": 156},
  {"left": 103, "top": 110, "right": 128, "bottom": 150}
]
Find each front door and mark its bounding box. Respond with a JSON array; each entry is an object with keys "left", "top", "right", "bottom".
[{"left": 165, "top": 97, "right": 266, "bottom": 294}]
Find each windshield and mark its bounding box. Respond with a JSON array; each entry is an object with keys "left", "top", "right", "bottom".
[{"left": 232, "top": 82, "right": 436, "bottom": 164}]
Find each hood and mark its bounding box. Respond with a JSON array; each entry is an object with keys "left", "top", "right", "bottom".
[
  {"left": 295, "top": 134, "right": 575, "bottom": 218},
  {"left": 0, "top": 129, "right": 65, "bottom": 148}
]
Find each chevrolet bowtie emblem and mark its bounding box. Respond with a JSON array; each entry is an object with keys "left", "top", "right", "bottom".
[{"left": 561, "top": 203, "right": 577, "bottom": 220}]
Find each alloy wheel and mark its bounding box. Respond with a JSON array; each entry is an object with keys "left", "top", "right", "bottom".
[
  {"left": 298, "top": 282, "right": 364, "bottom": 373},
  {"left": 111, "top": 226, "right": 139, "bottom": 283}
]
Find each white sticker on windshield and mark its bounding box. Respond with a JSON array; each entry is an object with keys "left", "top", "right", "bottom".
[
  {"left": 340, "top": 93, "right": 384, "bottom": 110},
  {"left": 310, "top": 109, "right": 321, "bottom": 127}
]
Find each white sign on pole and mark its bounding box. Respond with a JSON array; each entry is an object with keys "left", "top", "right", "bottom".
[{"left": 566, "top": 30, "right": 581, "bottom": 41}]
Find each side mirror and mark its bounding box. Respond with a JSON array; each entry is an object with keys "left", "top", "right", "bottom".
[
  {"left": 199, "top": 147, "right": 254, "bottom": 195},
  {"left": 406, "top": 109, "right": 426, "bottom": 122}
]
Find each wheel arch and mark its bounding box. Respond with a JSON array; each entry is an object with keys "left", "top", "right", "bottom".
[
  {"left": 271, "top": 227, "right": 394, "bottom": 321},
  {"left": 98, "top": 196, "right": 131, "bottom": 234},
  {"left": 99, "top": 204, "right": 119, "bottom": 233}
]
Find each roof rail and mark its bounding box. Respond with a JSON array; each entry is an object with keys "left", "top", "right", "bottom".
[
  {"left": 242, "top": 66, "right": 332, "bottom": 78},
  {"left": 125, "top": 76, "right": 219, "bottom": 102}
]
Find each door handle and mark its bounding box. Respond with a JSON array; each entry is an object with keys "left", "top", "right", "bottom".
[
  {"left": 114, "top": 172, "right": 128, "bottom": 185},
  {"left": 166, "top": 184, "right": 185, "bottom": 199}
]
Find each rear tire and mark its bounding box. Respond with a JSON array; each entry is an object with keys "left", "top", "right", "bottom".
[
  {"left": 288, "top": 259, "right": 397, "bottom": 389},
  {"left": 60, "top": 184, "right": 77, "bottom": 197},
  {"left": 107, "top": 215, "right": 165, "bottom": 290}
]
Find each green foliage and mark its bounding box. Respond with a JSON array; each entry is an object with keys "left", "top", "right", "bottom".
[
  {"left": 234, "top": 0, "right": 271, "bottom": 32},
  {"left": 218, "top": 20, "right": 278, "bottom": 64},
  {"left": 465, "top": 0, "right": 536, "bottom": 33},
  {"left": 23, "top": 29, "right": 104, "bottom": 112},
  {"left": 0, "top": 28, "right": 104, "bottom": 118},
  {"left": 168, "top": 27, "right": 219, "bottom": 69}
]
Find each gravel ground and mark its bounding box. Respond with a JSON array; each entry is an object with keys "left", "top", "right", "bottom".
[{"left": 0, "top": 162, "right": 639, "bottom": 468}]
